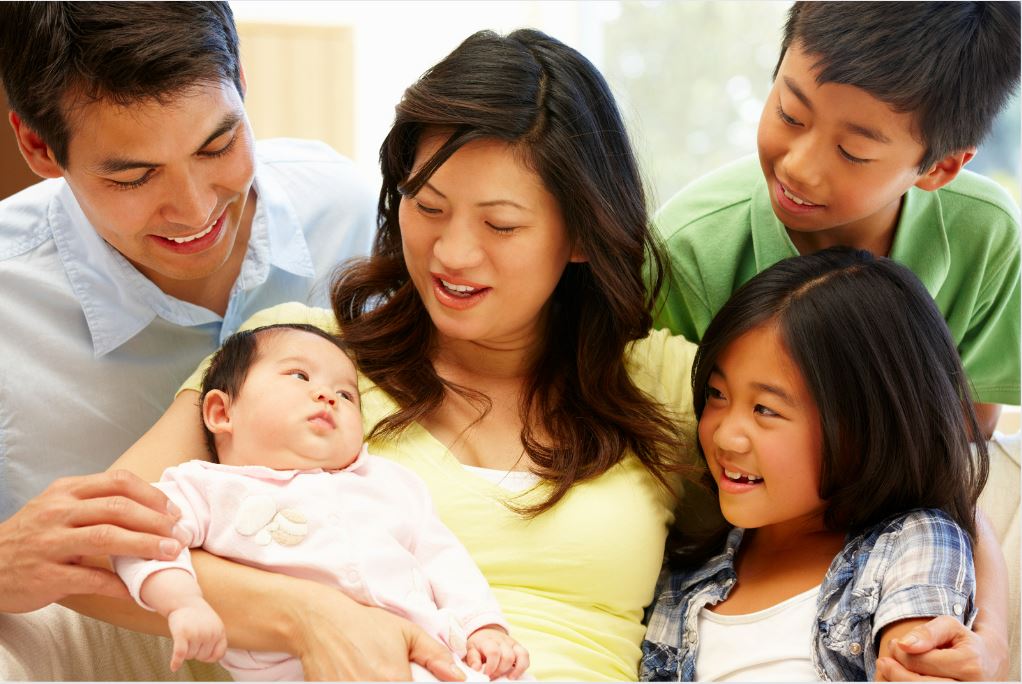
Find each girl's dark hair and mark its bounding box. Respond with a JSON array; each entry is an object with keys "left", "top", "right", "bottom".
[
  {"left": 777, "top": 1, "right": 1020, "bottom": 173},
  {"left": 199, "top": 324, "right": 348, "bottom": 461},
  {"left": 0, "top": 1, "right": 242, "bottom": 167},
  {"left": 331, "top": 29, "right": 685, "bottom": 515},
  {"left": 687, "top": 247, "right": 987, "bottom": 551}
]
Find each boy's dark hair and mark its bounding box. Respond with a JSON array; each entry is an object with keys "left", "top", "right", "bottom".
[
  {"left": 679, "top": 247, "right": 988, "bottom": 564},
  {"left": 777, "top": 1, "right": 1021, "bottom": 172},
  {"left": 200, "top": 324, "right": 348, "bottom": 461},
  {"left": 0, "top": 1, "right": 242, "bottom": 168}
]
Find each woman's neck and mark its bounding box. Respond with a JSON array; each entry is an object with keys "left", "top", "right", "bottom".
[{"left": 433, "top": 334, "right": 540, "bottom": 384}]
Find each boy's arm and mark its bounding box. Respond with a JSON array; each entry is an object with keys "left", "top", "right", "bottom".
[
  {"left": 973, "top": 403, "right": 1002, "bottom": 442},
  {"left": 875, "top": 509, "right": 1007, "bottom": 681}
]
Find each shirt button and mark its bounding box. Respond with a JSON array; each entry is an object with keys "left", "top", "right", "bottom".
[
  {"left": 849, "top": 642, "right": 862, "bottom": 655},
  {"left": 344, "top": 568, "right": 359, "bottom": 584},
  {"left": 953, "top": 603, "right": 964, "bottom": 616}
]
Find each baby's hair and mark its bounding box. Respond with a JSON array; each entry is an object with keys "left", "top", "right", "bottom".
[
  {"left": 777, "top": 1, "right": 1020, "bottom": 173},
  {"left": 693, "top": 246, "right": 988, "bottom": 538},
  {"left": 199, "top": 323, "right": 349, "bottom": 461}
]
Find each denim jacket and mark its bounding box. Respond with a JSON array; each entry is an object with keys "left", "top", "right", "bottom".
[{"left": 641, "top": 509, "right": 976, "bottom": 681}]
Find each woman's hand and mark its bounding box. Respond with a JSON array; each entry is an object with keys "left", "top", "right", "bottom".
[{"left": 288, "top": 586, "right": 465, "bottom": 681}]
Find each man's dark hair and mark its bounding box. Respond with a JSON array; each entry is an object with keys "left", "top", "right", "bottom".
[
  {"left": 0, "top": 1, "right": 242, "bottom": 167},
  {"left": 199, "top": 324, "right": 348, "bottom": 461},
  {"left": 776, "top": 1, "right": 1021, "bottom": 172}
]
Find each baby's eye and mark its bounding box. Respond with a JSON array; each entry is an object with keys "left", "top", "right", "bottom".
[
  {"left": 288, "top": 370, "right": 309, "bottom": 381},
  {"left": 337, "top": 390, "right": 355, "bottom": 402}
]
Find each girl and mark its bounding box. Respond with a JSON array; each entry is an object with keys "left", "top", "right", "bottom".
[{"left": 641, "top": 246, "right": 989, "bottom": 681}]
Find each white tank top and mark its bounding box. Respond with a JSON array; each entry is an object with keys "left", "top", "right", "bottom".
[
  {"left": 695, "top": 585, "right": 820, "bottom": 681},
  {"left": 461, "top": 464, "right": 540, "bottom": 492}
]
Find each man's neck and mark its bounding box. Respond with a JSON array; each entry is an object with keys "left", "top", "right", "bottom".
[{"left": 151, "top": 187, "right": 257, "bottom": 315}]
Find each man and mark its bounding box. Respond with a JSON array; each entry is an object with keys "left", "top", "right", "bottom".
[{"left": 0, "top": 0, "right": 357, "bottom": 630}]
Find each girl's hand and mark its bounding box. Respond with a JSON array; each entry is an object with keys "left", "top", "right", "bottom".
[
  {"left": 875, "top": 615, "right": 1005, "bottom": 681},
  {"left": 166, "top": 599, "right": 228, "bottom": 672},
  {"left": 288, "top": 586, "right": 466, "bottom": 681},
  {"left": 465, "top": 626, "right": 530, "bottom": 680}
]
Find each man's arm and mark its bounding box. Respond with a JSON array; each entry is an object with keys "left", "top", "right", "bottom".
[{"left": 875, "top": 509, "right": 1008, "bottom": 681}]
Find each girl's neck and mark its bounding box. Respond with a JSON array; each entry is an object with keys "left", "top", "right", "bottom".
[{"left": 711, "top": 519, "right": 846, "bottom": 616}]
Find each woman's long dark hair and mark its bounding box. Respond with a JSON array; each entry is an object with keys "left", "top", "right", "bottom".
[
  {"left": 332, "top": 29, "right": 687, "bottom": 514},
  {"left": 695, "top": 248, "right": 986, "bottom": 545}
]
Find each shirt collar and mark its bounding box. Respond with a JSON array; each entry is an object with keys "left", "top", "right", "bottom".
[
  {"left": 750, "top": 176, "right": 951, "bottom": 297},
  {"left": 888, "top": 186, "right": 951, "bottom": 296},
  {"left": 51, "top": 154, "right": 316, "bottom": 358},
  {"left": 194, "top": 442, "right": 371, "bottom": 479}
]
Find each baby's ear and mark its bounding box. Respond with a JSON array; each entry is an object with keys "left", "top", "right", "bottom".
[
  {"left": 914, "top": 147, "right": 976, "bottom": 192},
  {"left": 202, "top": 390, "right": 234, "bottom": 435}
]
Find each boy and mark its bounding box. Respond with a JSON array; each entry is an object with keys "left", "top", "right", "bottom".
[
  {"left": 654, "top": 1, "right": 1020, "bottom": 439},
  {"left": 0, "top": 2, "right": 374, "bottom": 613},
  {"left": 113, "top": 324, "right": 529, "bottom": 681}
]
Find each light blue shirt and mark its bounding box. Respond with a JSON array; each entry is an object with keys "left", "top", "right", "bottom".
[{"left": 0, "top": 138, "right": 375, "bottom": 518}]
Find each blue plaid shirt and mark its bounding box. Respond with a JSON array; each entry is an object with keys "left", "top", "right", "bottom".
[{"left": 641, "top": 509, "right": 976, "bottom": 681}]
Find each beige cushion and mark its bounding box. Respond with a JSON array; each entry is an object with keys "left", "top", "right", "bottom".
[
  {"left": 978, "top": 432, "right": 1020, "bottom": 681},
  {"left": 0, "top": 604, "right": 229, "bottom": 681}
]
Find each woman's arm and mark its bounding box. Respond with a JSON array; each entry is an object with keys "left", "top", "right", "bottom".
[{"left": 66, "top": 391, "right": 464, "bottom": 681}]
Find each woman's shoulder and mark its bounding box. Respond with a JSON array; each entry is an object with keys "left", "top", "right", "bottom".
[
  {"left": 238, "top": 302, "right": 339, "bottom": 334},
  {"left": 625, "top": 327, "right": 699, "bottom": 407}
]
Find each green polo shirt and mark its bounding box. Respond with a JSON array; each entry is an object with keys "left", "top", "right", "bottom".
[{"left": 654, "top": 155, "right": 1021, "bottom": 405}]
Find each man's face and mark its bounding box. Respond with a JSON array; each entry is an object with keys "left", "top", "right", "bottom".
[{"left": 60, "top": 79, "right": 256, "bottom": 296}]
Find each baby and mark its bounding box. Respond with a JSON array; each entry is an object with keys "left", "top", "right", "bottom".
[{"left": 113, "top": 323, "right": 528, "bottom": 681}]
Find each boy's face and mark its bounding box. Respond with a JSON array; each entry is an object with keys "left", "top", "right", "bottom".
[
  {"left": 215, "top": 330, "right": 364, "bottom": 471},
  {"left": 59, "top": 79, "right": 256, "bottom": 297},
  {"left": 757, "top": 42, "right": 931, "bottom": 246}
]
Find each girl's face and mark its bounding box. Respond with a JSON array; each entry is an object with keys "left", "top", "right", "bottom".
[
  {"left": 698, "top": 323, "right": 828, "bottom": 536},
  {"left": 398, "top": 134, "right": 584, "bottom": 351}
]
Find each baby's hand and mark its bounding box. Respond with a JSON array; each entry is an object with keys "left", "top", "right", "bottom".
[
  {"left": 165, "top": 598, "right": 228, "bottom": 672},
  {"left": 465, "top": 625, "right": 529, "bottom": 680}
]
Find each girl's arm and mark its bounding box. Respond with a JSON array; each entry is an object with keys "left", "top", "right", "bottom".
[{"left": 63, "top": 390, "right": 464, "bottom": 681}]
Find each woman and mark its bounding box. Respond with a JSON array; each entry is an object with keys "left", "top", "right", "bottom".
[{"left": 70, "top": 28, "right": 1001, "bottom": 681}]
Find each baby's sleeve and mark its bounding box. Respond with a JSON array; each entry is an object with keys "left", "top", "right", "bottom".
[
  {"left": 872, "top": 510, "right": 977, "bottom": 643},
  {"left": 403, "top": 473, "right": 508, "bottom": 637},
  {"left": 111, "top": 463, "right": 214, "bottom": 611}
]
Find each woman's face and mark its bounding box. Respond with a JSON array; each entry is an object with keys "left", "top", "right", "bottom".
[{"left": 398, "top": 134, "right": 584, "bottom": 351}]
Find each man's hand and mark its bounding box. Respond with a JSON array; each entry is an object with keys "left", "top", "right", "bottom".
[
  {"left": 166, "top": 599, "right": 228, "bottom": 672},
  {"left": 0, "top": 470, "right": 186, "bottom": 613},
  {"left": 875, "top": 615, "right": 1006, "bottom": 681},
  {"left": 465, "top": 626, "right": 530, "bottom": 680}
]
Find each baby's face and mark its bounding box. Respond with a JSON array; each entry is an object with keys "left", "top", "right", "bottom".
[{"left": 219, "top": 330, "right": 364, "bottom": 471}]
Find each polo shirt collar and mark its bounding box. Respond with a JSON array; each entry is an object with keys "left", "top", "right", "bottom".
[
  {"left": 888, "top": 186, "right": 951, "bottom": 297},
  {"left": 749, "top": 179, "right": 951, "bottom": 297},
  {"left": 750, "top": 177, "right": 799, "bottom": 268},
  {"left": 51, "top": 158, "right": 315, "bottom": 358}
]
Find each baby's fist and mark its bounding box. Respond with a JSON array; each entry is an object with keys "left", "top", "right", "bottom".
[
  {"left": 166, "top": 600, "right": 228, "bottom": 672},
  {"left": 465, "top": 626, "right": 529, "bottom": 680}
]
